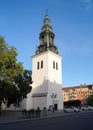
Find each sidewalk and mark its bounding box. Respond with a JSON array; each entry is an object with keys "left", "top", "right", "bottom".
[{"left": 0, "top": 110, "right": 71, "bottom": 124}]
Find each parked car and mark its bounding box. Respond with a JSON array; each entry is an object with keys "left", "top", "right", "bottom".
[
  {"left": 81, "top": 106, "right": 89, "bottom": 111},
  {"left": 64, "top": 106, "right": 80, "bottom": 113},
  {"left": 64, "top": 106, "right": 71, "bottom": 113},
  {"left": 87, "top": 106, "right": 93, "bottom": 110}
]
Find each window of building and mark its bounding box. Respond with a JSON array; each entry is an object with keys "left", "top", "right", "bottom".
[
  {"left": 88, "top": 85, "right": 92, "bottom": 90},
  {"left": 53, "top": 61, "right": 55, "bottom": 69},
  {"left": 37, "top": 62, "right": 39, "bottom": 69},
  {"left": 41, "top": 60, "right": 43, "bottom": 68},
  {"left": 56, "top": 62, "right": 58, "bottom": 70}
]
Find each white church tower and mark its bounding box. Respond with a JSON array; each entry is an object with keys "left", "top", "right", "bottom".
[{"left": 22, "top": 12, "right": 63, "bottom": 110}]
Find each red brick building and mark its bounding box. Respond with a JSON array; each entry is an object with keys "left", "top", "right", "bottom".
[{"left": 62, "top": 84, "right": 93, "bottom": 104}]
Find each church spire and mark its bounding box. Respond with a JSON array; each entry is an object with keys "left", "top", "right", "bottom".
[
  {"left": 35, "top": 11, "right": 58, "bottom": 54},
  {"left": 44, "top": 10, "right": 50, "bottom": 26}
]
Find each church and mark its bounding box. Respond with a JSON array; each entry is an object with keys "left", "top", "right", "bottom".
[{"left": 21, "top": 12, "right": 63, "bottom": 110}]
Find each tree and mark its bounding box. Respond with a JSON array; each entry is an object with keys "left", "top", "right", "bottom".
[
  {"left": 0, "top": 36, "right": 32, "bottom": 108},
  {"left": 10, "top": 69, "right": 32, "bottom": 106},
  {"left": 0, "top": 36, "right": 23, "bottom": 107},
  {"left": 0, "top": 36, "right": 23, "bottom": 84},
  {"left": 87, "top": 95, "right": 93, "bottom": 106}
]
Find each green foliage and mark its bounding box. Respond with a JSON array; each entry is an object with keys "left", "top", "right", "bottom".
[
  {"left": 64, "top": 100, "right": 81, "bottom": 107},
  {"left": 14, "top": 70, "right": 32, "bottom": 101},
  {"left": 87, "top": 95, "right": 93, "bottom": 106},
  {"left": 0, "top": 36, "right": 32, "bottom": 107},
  {"left": 0, "top": 36, "right": 23, "bottom": 84},
  {"left": 7, "top": 69, "right": 32, "bottom": 106}
]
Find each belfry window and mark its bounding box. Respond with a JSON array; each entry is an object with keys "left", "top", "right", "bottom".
[
  {"left": 53, "top": 61, "right": 55, "bottom": 69},
  {"left": 41, "top": 60, "right": 43, "bottom": 68},
  {"left": 37, "top": 62, "right": 39, "bottom": 69},
  {"left": 53, "top": 61, "right": 58, "bottom": 70},
  {"left": 56, "top": 62, "right": 58, "bottom": 70}
]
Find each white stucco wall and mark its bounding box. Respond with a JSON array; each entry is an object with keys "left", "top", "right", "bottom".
[
  {"left": 32, "top": 52, "right": 49, "bottom": 94},
  {"left": 47, "top": 51, "right": 63, "bottom": 109},
  {"left": 24, "top": 51, "right": 63, "bottom": 110}
]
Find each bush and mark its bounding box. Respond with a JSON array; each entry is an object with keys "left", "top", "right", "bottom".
[{"left": 64, "top": 100, "right": 81, "bottom": 107}]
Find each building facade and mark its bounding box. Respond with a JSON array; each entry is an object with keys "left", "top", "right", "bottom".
[
  {"left": 22, "top": 12, "right": 63, "bottom": 110},
  {"left": 62, "top": 84, "right": 93, "bottom": 104}
]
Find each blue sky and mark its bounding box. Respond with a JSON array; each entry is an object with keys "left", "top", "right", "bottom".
[{"left": 0, "top": 0, "right": 93, "bottom": 87}]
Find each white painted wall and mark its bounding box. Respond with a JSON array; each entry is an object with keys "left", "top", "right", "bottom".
[
  {"left": 47, "top": 51, "right": 63, "bottom": 109},
  {"left": 23, "top": 51, "right": 63, "bottom": 110}
]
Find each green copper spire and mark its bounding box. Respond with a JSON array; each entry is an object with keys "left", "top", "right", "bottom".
[
  {"left": 47, "top": 35, "right": 50, "bottom": 51},
  {"left": 35, "top": 45, "right": 39, "bottom": 54},
  {"left": 44, "top": 10, "right": 50, "bottom": 26},
  {"left": 35, "top": 11, "right": 58, "bottom": 55}
]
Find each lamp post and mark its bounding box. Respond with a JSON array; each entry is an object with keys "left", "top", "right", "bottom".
[{"left": 13, "top": 81, "right": 20, "bottom": 107}]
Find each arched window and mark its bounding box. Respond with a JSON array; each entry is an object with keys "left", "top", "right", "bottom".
[
  {"left": 53, "top": 61, "right": 55, "bottom": 69},
  {"left": 41, "top": 60, "right": 43, "bottom": 68},
  {"left": 37, "top": 62, "right": 39, "bottom": 69},
  {"left": 56, "top": 62, "right": 58, "bottom": 70}
]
